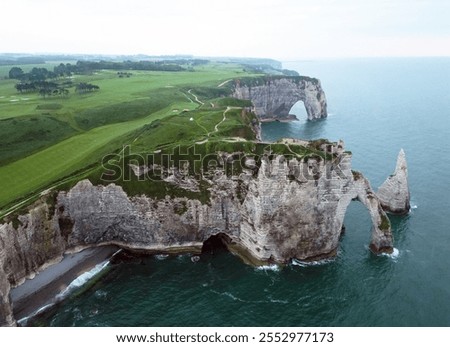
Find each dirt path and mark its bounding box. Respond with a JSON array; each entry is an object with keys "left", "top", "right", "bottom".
[
  {"left": 209, "top": 106, "right": 241, "bottom": 136},
  {"left": 188, "top": 89, "right": 204, "bottom": 106},
  {"left": 217, "top": 79, "right": 232, "bottom": 87}
]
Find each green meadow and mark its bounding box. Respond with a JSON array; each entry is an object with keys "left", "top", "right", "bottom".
[{"left": 0, "top": 61, "right": 261, "bottom": 216}]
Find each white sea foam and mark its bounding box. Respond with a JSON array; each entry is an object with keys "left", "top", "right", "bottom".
[
  {"left": 155, "top": 254, "right": 169, "bottom": 260},
  {"left": 291, "top": 258, "right": 334, "bottom": 267},
  {"left": 223, "top": 292, "right": 240, "bottom": 301},
  {"left": 381, "top": 247, "right": 400, "bottom": 260},
  {"left": 10, "top": 99, "right": 19, "bottom": 102},
  {"left": 17, "top": 252, "right": 116, "bottom": 325},
  {"left": 94, "top": 289, "right": 108, "bottom": 299},
  {"left": 19, "top": 266, "right": 111, "bottom": 326},
  {"left": 57, "top": 260, "right": 110, "bottom": 300},
  {"left": 17, "top": 303, "right": 55, "bottom": 326},
  {"left": 255, "top": 264, "right": 280, "bottom": 272}
]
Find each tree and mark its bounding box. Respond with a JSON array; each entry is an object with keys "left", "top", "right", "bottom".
[
  {"left": 9, "top": 67, "right": 24, "bottom": 80},
  {"left": 75, "top": 82, "right": 100, "bottom": 93},
  {"left": 15, "top": 83, "right": 23, "bottom": 93}
]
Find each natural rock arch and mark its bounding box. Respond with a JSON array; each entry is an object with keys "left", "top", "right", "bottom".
[
  {"left": 289, "top": 100, "right": 309, "bottom": 120},
  {"left": 0, "top": 147, "right": 395, "bottom": 326},
  {"left": 233, "top": 76, "right": 328, "bottom": 121}
]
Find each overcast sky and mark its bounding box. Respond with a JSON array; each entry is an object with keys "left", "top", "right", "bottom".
[{"left": 1, "top": 0, "right": 449, "bottom": 60}]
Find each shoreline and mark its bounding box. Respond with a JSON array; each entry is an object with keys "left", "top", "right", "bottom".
[
  {"left": 10, "top": 245, "right": 119, "bottom": 323},
  {"left": 259, "top": 115, "right": 299, "bottom": 123}
]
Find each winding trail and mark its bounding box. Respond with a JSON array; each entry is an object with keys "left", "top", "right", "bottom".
[
  {"left": 208, "top": 106, "right": 241, "bottom": 136},
  {"left": 187, "top": 89, "right": 204, "bottom": 106},
  {"left": 217, "top": 79, "right": 232, "bottom": 87},
  {"left": 214, "top": 106, "right": 231, "bottom": 133}
]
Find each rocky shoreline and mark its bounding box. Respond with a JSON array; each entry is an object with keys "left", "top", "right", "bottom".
[
  {"left": 11, "top": 246, "right": 118, "bottom": 324},
  {"left": 0, "top": 138, "right": 408, "bottom": 326}
]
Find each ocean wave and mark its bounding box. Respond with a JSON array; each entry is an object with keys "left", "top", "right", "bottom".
[
  {"left": 94, "top": 289, "right": 108, "bottom": 299},
  {"left": 211, "top": 290, "right": 245, "bottom": 302},
  {"left": 255, "top": 264, "right": 280, "bottom": 272},
  {"left": 17, "top": 303, "right": 55, "bottom": 326},
  {"left": 291, "top": 258, "right": 334, "bottom": 267},
  {"left": 57, "top": 260, "right": 110, "bottom": 300},
  {"left": 222, "top": 292, "right": 241, "bottom": 301},
  {"left": 381, "top": 247, "right": 400, "bottom": 260},
  {"left": 155, "top": 254, "right": 169, "bottom": 260},
  {"left": 17, "top": 260, "right": 110, "bottom": 326},
  {"left": 212, "top": 290, "right": 289, "bottom": 305}
]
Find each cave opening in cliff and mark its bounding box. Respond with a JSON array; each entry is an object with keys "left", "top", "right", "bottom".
[
  {"left": 289, "top": 100, "right": 308, "bottom": 121},
  {"left": 201, "top": 233, "right": 231, "bottom": 255}
]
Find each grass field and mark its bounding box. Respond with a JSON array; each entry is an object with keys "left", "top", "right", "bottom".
[{"left": 0, "top": 61, "right": 262, "bottom": 215}]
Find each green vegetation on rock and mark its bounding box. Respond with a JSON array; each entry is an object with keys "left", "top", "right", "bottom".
[{"left": 379, "top": 213, "right": 391, "bottom": 231}]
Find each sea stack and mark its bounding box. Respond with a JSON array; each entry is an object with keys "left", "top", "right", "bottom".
[{"left": 377, "top": 149, "right": 410, "bottom": 215}]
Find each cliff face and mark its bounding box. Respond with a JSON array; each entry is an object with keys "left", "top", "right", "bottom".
[
  {"left": 239, "top": 155, "right": 392, "bottom": 261},
  {"left": 233, "top": 77, "right": 327, "bottom": 121},
  {"left": 0, "top": 144, "right": 393, "bottom": 325},
  {"left": 377, "top": 149, "right": 410, "bottom": 215},
  {"left": 0, "top": 202, "right": 65, "bottom": 326}
]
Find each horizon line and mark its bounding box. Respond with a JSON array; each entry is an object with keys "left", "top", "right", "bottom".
[{"left": 1, "top": 52, "right": 449, "bottom": 61}]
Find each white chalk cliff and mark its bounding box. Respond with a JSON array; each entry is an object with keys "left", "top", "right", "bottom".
[
  {"left": 377, "top": 149, "right": 410, "bottom": 215},
  {"left": 0, "top": 141, "right": 395, "bottom": 326},
  {"left": 233, "top": 76, "right": 327, "bottom": 121}
]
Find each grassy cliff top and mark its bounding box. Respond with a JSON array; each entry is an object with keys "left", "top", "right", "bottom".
[
  {"left": 234, "top": 75, "right": 320, "bottom": 88},
  {"left": 0, "top": 60, "right": 331, "bottom": 219}
]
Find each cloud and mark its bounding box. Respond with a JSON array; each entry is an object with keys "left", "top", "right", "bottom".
[{"left": 0, "top": 0, "right": 448, "bottom": 58}]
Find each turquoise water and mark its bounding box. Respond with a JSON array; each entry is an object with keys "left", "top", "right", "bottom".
[{"left": 40, "top": 58, "right": 450, "bottom": 327}]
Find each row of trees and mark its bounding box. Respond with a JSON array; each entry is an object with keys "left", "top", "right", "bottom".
[
  {"left": 39, "top": 88, "right": 69, "bottom": 98},
  {"left": 15, "top": 80, "right": 59, "bottom": 93},
  {"left": 8, "top": 58, "right": 208, "bottom": 82},
  {"left": 13, "top": 80, "right": 70, "bottom": 98},
  {"left": 75, "top": 83, "right": 100, "bottom": 93},
  {"left": 8, "top": 57, "right": 204, "bottom": 97},
  {"left": 71, "top": 60, "right": 186, "bottom": 72},
  {"left": 8, "top": 66, "right": 58, "bottom": 81},
  {"left": 15, "top": 80, "right": 99, "bottom": 98},
  {"left": 117, "top": 72, "right": 132, "bottom": 78}
]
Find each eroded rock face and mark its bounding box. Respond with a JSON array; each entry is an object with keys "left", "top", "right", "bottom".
[
  {"left": 239, "top": 156, "right": 392, "bottom": 261},
  {"left": 377, "top": 149, "right": 410, "bottom": 215},
  {"left": 0, "top": 269, "right": 14, "bottom": 326},
  {"left": 233, "top": 77, "right": 327, "bottom": 121},
  {"left": 0, "top": 202, "right": 65, "bottom": 326},
  {"left": 0, "top": 146, "right": 393, "bottom": 325}
]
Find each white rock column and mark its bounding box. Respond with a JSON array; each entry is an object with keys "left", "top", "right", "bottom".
[{"left": 377, "top": 149, "right": 410, "bottom": 215}]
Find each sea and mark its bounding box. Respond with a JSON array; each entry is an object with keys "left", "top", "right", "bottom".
[{"left": 34, "top": 58, "right": 450, "bottom": 327}]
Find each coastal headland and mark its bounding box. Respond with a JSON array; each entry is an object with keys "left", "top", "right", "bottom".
[{"left": 0, "top": 57, "right": 407, "bottom": 326}]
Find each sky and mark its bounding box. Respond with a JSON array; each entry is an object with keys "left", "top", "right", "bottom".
[{"left": 1, "top": 0, "right": 449, "bottom": 60}]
